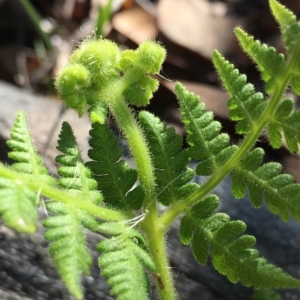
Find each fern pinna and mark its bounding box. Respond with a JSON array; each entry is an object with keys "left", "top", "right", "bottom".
[
  {"left": 139, "top": 111, "right": 198, "bottom": 205},
  {"left": 96, "top": 222, "right": 156, "bottom": 299},
  {"left": 43, "top": 122, "right": 102, "bottom": 299},
  {"left": 0, "top": 0, "right": 300, "bottom": 300},
  {"left": 86, "top": 121, "right": 144, "bottom": 211},
  {"left": 0, "top": 111, "right": 55, "bottom": 233}
]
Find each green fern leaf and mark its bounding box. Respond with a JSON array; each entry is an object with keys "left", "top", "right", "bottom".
[
  {"left": 179, "top": 195, "right": 300, "bottom": 289},
  {"left": 253, "top": 289, "right": 282, "bottom": 300},
  {"left": 97, "top": 227, "right": 155, "bottom": 300},
  {"left": 44, "top": 207, "right": 92, "bottom": 300},
  {"left": 0, "top": 111, "right": 54, "bottom": 232},
  {"left": 89, "top": 101, "right": 107, "bottom": 125},
  {"left": 0, "top": 177, "right": 37, "bottom": 233},
  {"left": 87, "top": 122, "right": 144, "bottom": 210},
  {"left": 270, "top": 0, "right": 300, "bottom": 54},
  {"left": 175, "top": 82, "right": 238, "bottom": 176},
  {"left": 232, "top": 147, "right": 300, "bottom": 221},
  {"left": 56, "top": 122, "right": 103, "bottom": 208},
  {"left": 7, "top": 111, "right": 54, "bottom": 184},
  {"left": 212, "top": 51, "right": 266, "bottom": 134},
  {"left": 139, "top": 111, "right": 197, "bottom": 205},
  {"left": 268, "top": 99, "right": 300, "bottom": 152},
  {"left": 235, "top": 27, "right": 285, "bottom": 94},
  {"left": 44, "top": 122, "right": 103, "bottom": 299},
  {"left": 270, "top": 0, "right": 300, "bottom": 95}
]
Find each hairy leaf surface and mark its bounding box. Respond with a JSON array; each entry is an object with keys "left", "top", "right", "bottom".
[
  {"left": 139, "top": 111, "right": 197, "bottom": 205},
  {"left": 0, "top": 177, "right": 37, "bottom": 233},
  {"left": 7, "top": 111, "right": 55, "bottom": 184},
  {"left": 253, "top": 289, "right": 282, "bottom": 300},
  {"left": 179, "top": 195, "right": 300, "bottom": 289},
  {"left": 212, "top": 51, "right": 266, "bottom": 134},
  {"left": 270, "top": 0, "right": 300, "bottom": 95},
  {"left": 235, "top": 27, "right": 285, "bottom": 94},
  {"left": 175, "top": 82, "right": 238, "bottom": 176},
  {"left": 97, "top": 226, "right": 155, "bottom": 300},
  {"left": 268, "top": 99, "right": 300, "bottom": 153},
  {"left": 44, "top": 122, "right": 102, "bottom": 299},
  {"left": 1, "top": 111, "right": 54, "bottom": 232},
  {"left": 232, "top": 147, "right": 300, "bottom": 221},
  {"left": 87, "top": 122, "right": 144, "bottom": 210}
]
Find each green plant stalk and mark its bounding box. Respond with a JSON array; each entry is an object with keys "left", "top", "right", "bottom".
[
  {"left": 0, "top": 163, "right": 126, "bottom": 221},
  {"left": 101, "top": 84, "right": 177, "bottom": 300},
  {"left": 161, "top": 38, "right": 300, "bottom": 230},
  {"left": 102, "top": 90, "right": 155, "bottom": 204},
  {"left": 141, "top": 214, "right": 177, "bottom": 300},
  {"left": 19, "top": 0, "right": 53, "bottom": 51},
  {"left": 95, "top": 0, "right": 113, "bottom": 38}
]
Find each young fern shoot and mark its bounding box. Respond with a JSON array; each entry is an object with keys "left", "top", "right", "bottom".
[{"left": 0, "top": 0, "right": 300, "bottom": 299}]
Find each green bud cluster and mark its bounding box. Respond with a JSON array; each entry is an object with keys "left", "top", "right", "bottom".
[{"left": 55, "top": 39, "right": 166, "bottom": 116}]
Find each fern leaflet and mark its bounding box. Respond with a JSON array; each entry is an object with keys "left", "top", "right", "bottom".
[
  {"left": 56, "top": 122, "right": 103, "bottom": 207},
  {"left": 253, "top": 289, "right": 282, "bottom": 300},
  {"left": 0, "top": 111, "right": 54, "bottom": 232},
  {"left": 270, "top": 0, "right": 300, "bottom": 55},
  {"left": 232, "top": 147, "right": 300, "bottom": 221},
  {"left": 44, "top": 122, "right": 102, "bottom": 300},
  {"left": 7, "top": 111, "right": 54, "bottom": 184},
  {"left": 175, "top": 82, "right": 238, "bottom": 176},
  {"left": 268, "top": 98, "right": 300, "bottom": 153},
  {"left": 97, "top": 222, "right": 155, "bottom": 300},
  {"left": 179, "top": 195, "right": 300, "bottom": 289},
  {"left": 212, "top": 51, "right": 267, "bottom": 134},
  {"left": 139, "top": 111, "right": 198, "bottom": 205},
  {"left": 235, "top": 27, "right": 285, "bottom": 94},
  {"left": 0, "top": 177, "right": 37, "bottom": 233},
  {"left": 270, "top": 0, "right": 300, "bottom": 95},
  {"left": 87, "top": 122, "right": 144, "bottom": 210}
]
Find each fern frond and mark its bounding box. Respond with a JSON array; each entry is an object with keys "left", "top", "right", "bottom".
[
  {"left": 270, "top": 0, "right": 300, "bottom": 95},
  {"left": 139, "top": 111, "right": 197, "bottom": 205},
  {"left": 232, "top": 147, "right": 300, "bottom": 221},
  {"left": 179, "top": 195, "right": 300, "bottom": 289},
  {"left": 0, "top": 111, "right": 54, "bottom": 232},
  {"left": 270, "top": 0, "right": 300, "bottom": 54},
  {"left": 97, "top": 224, "right": 156, "bottom": 300},
  {"left": 87, "top": 122, "right": 144, "bottom": 210},
  {"left": 175, "top": 82, "right": 238, "bottom": 176},
  {"left": 7, "top": 111, "right": 54, "bottom": 184},
  {"left": 268, "top": 99, "right": 300, "bottom": 153},
  {"left": 235, "top": 27, "right": 285, "bottom": 94},
  {"left": 0, "top": 177, "right": 37, "bottom": 233},
  {"left": 253, "top": 289, "right": 282, "bottom": 300},
  {"left": 43, "top": 206, "right": 92, "bottom": 300},
  {"left": 44, "top": 122, "right": 102, "bottom": 299},
  {"left": 56, "top": 122, "right": 103, "bottom": 207},
  {"left": 212, "top": 51, "right": 266, "bottom": 134}
]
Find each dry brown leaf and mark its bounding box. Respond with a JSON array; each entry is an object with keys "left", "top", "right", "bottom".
[
  {"left": 157, "top": 0, "right": 239, "bottom": 58},
  {"left": 112, "top": 6, "right": 158, "bottom": 43}
]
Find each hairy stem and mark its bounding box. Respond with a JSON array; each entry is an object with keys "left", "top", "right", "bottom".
[
  {"left": 0, "top": 163, "right": 126, "bottom": 221},
  {"left": 141, "top": 214, "right": 177, "bottom": 300},
  {"left": 107, "top": 93, "right": 156, "bottom": 205},
  {"left": 103, "top": 85, "right": 177, "bottom": 300},
  {"left": 161, "top": 37, "right": 300, "bottom": 230}
]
